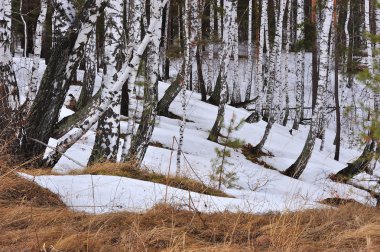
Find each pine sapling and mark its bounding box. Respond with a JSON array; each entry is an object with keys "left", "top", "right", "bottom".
[{"left": 209, "top": 113, "right": 244, "bottom": 190}]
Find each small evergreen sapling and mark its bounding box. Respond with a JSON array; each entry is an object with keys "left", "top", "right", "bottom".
[{"left": 209, "top": 113, "right": 245, "bottom": 190}]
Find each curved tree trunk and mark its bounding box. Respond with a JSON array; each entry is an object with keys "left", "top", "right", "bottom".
[
  {"left": 126, "top": 0, "right": 164, "bottom": 165},
  {"left": 156, "top": 62, "right": 185, "bottom": 117},
  {"left": 22, "top": 0, "right": 103, "bottom": 161},
  {"left": 208, "top": 0, "right": 235, "bottom": 143},
  {"left": 284, "top": 0, "right": 333, "bottom": 179}
]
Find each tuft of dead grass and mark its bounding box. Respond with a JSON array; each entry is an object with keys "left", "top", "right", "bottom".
[{"left": 69, "top": 162, "right": 231, "bottom": 198}]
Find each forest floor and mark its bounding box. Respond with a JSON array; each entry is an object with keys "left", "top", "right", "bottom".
[{"left": 1, "top": 169, "right": 379, "bottom": 251}]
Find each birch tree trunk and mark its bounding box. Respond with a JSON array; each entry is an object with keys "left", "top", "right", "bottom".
[
  {"left": 284, "top": 0, "right": 333, "bottom": 179},
  {"left": 245, "top": 0, "right": 253, "bottom": 102},
  {"left": 22, "top": 0, "right": 103, "bottom": 160},
  {"left": 89, "top": 0, "right": 125, "bottom": 163},
  {"left": 253, "top": 0, "right": 268, "bottom": 122},
  {"left": 208, "top": 0, "right": 235, "bottom": 143},
  {"left": 0, "top": 0, "right": 19, "bottom": 111},
  {"left": 252, "top": 0, "right": 287, "bottom": 153},
  {"left": 25, "top": 0, "right": 48, "bottom": 111},
  {"left": 334, "top": 0, "right": 380, "bottom": 178},
  {"left": 282, "top": 0, "right": 292, "bottom": 127},
  {"left": 52, "top": 0, "right": 76, "bottom": 48},
  {"left": 176, "top": 0, "right": 192, "bottom": 175},
  {"left": 231, "top": 3, "right": 240, "bottom": 104},
  {"left": 292, "top": 0, "right": 305, "bottom": 130},
  {"left": 126, "top": 0, "right": 165, "bottom": 165},
  {"left": 207, "top": 0, "right": 214, "bottom": 94},
  {"left": 42, "top": 1, "right": 168, "bottom": 167}
]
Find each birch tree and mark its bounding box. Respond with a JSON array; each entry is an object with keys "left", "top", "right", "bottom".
[
  {"left": 25, "top": 0, "right": 48, "bottom": 111},
  {"left": 21, "top": 0, "right": 104, "bottom": 160},
  {"left": 245, "top": 0, "right": 253, "bottom": 102},
  {"left": 208, "top": 0, "right": 236, "bottom": 142},
  {"left": 42, "top": 1, "right": 168, "bottom": 167},
  {"left": 292, "top": 0, "right": 305, "bottom": 130},
  {"left": 0, "top": 0, "right": 19, "bottom": 111},
  {"left": 251, "top": 0, "right": 287, "bottom": 153},
  {"left": 284, "top": 0, "right": 334, "bottom": 179},
  {"left": 230, "top": 2, "right": 240, "bottom": 104},
  {"left": 334, "top": 0, "right": 380, "bottom": 179},
  {"left": 89, "top": 0, "right": 125, "bottom": 163},
  {"left": 126, "top": 0, "right": 165, "bottom": 165}
]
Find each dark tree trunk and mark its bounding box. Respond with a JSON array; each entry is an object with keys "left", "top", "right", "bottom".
[
  {"left": 21, "top": 0, "right": 104, "bottom": 161},
  {"left": 196, "top": 46, "right": 207, "bottom": 101},
  {"left": 157, "top": 62, "right": 184, "bottom": 116},
  {"left": 333, "top": 140, "right": 376, "bottom": 181},
  {"left": 120, "top": 80, "right": 129, "bottom": 116},
  {"left": 207, "top": 69, "right": 222, "bottom": 105}
]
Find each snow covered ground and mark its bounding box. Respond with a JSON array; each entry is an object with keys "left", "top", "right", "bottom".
[{"left": 14, "top": 54, "right": 379, "bottom": 214}]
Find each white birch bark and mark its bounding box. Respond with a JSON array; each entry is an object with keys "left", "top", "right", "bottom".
[
  {"left": 365, "top": 0, "right": 374, "bottom": 75},
  {"left": 208, "top": 0, "right": 235, "bottom": 142},
  {"left": 263, "top": 0, "right": 286, "bottom": 122},
  {"left": 245, "top": 0, "right": 253, "bottom": 101},
  {"left": 374, "top": 0, "right": 380, "bottom": 111},
  {"left": 207, "top": 0, "right": 214, "bottom": 93},
  {"left": 255, "top": 0, "right": 268, "bottom": 120},
  {"left": 25, "top": 0, "right": 48, "bottom": 110},
  {"left": 284, "top": 0, "right": 333, "bottom": 179},
  {"left": 126, "top": 0, "right": 165, "bottom": 164},
  {"left": 51, "top": 0, "right": 76, "bottom": 47},
  {"left": 176, "top": 0, "right": 192, "bottom": 175},
  {"left": 120, "top": 0, "right": 146, "bottom": 161},
  {"left": 293, "top": 0, "right": 305, "bottom": 130},
  {"left": 43, "top": 0, "right": 169, "bottom": 167},
  {"left": 231, "top": 2, "right": 240, "bottom": 104},
  {"left": 90, "top": 0, "right": 125, "bottom": 162},
  {"left": 0, "top": 0, "right": 19, "bottom": 110}
]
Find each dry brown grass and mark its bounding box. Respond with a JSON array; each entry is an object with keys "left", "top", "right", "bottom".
[
  {"left": 0, "top": 169, "right": 380, "bottom": 251},
  {"left": 1, "top": 162, "right": 380, "bottom": 251},
  {"left": 67, "top": 162, "right": 231, "bottom": 198}
]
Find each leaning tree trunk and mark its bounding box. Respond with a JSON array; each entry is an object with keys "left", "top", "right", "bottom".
[
  {"left": 41, "top": 2, "right": 168, "bottom": 167},
  {"left": 21, "top": 0, "right": 104, "bottom": 161},
  {"left": 284, "top": 0, "right": 333, "bottom": 179},
  {"left": 51, "top": 0, "right": 76, "bottom": 48},
  {"left": 334, "top": 0, "right": 380, "bottom": 178},
  {"left": 292, "top": 0, "right": 305, "bottom": 130},
  {"left": 156, "top": 62, "right": 185, "bottom": 117},
  {"left": 208, "top": 0, "right": 235, "bottom": 143},
  {"left": 126, "top": 0, "right": 165, "bottom": 165},
  {"left": 89, "top": 0, "right": 125, "bottom": 163},
  {"left": 251, "top": 0, "right": 286, "bottom": 154},
  {"left": 25, "top": 0, "right": 48, "bottom": 110}
]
